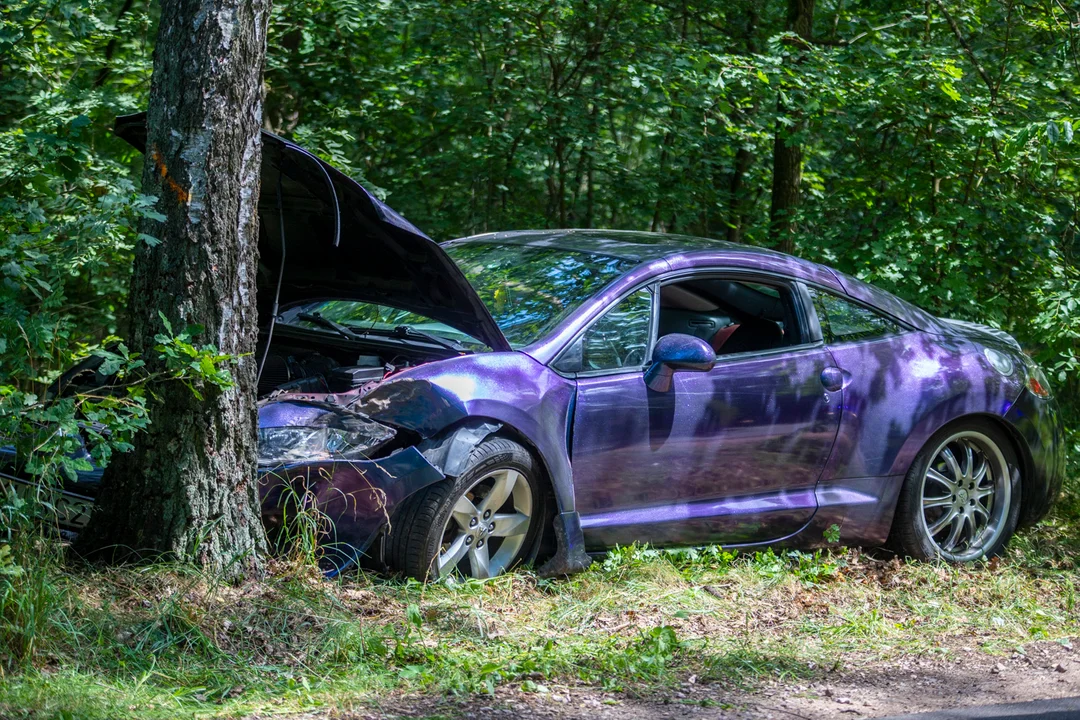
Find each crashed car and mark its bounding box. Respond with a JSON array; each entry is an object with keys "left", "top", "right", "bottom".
[{"left": 7, "top": 114, "right": 1064, "bottom": 580}]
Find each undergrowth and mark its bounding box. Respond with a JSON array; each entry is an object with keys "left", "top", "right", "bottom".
[{"left": 1, "top": 465, "right": 1078, "bottom": 719}]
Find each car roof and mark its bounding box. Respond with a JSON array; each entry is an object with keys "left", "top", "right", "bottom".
[
  {"left": 451, "top": 228, "right": 776, "bottom": 263},
  {"left": 448, "top": 228, "right": 845, "bottom": 291},
  {"left": 449, "top": 229, "right": 944, "bottom": 336}
]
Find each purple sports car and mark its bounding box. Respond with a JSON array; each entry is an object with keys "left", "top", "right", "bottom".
[{"left": 28, "top": 117, "right": 1065, "bottom": 580}]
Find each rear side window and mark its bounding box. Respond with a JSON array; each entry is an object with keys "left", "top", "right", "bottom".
[{"left": 811, "top": 288, "right": 903, "bottom": 344}]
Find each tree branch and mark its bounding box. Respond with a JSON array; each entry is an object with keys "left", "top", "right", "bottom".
[{"left": 932, "top": 0, "right": 996, "bottom": 97}]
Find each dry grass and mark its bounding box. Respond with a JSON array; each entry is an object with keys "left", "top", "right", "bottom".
[{"left": 1, "top": 474, "right": 1077, "bottom": 719}]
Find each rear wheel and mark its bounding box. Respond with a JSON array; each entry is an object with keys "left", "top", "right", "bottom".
[
  {"left": 890, "top": 420, "right": 1020, "bottom": 562},
  {"left": 387, "top": 437, "right": 547, "bottom": 581}
]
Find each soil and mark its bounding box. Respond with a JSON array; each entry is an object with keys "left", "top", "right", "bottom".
[{"left": 287, "top": 640, "right": 1080, "bottom": 719}]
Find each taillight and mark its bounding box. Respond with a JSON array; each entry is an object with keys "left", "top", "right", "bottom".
[{"left": 1025, "top": 361, "right": 1052, "bottom": 398}]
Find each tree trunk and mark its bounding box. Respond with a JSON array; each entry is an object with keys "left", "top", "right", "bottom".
[
  {"left": 724, "top": 145, "right": 754, "bottom": 243},
  {"left": 769, "top": 0, "right": 815, "bottom": 255},
  {"left": 78, "top": 0, "right": 270, "bottom": 579}
]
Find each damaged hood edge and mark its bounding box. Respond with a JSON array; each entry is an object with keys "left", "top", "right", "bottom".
[{"left": 113, "top": 112, "right": 511, "bottom": 352}]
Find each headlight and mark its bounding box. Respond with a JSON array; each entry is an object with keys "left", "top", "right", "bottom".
[{"left": 258, "top": 418, "right": 396, "bottom": 466}]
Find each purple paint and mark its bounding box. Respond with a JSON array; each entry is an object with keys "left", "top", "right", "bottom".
[
  {"left": 51, "top": 217, "right": 1063, "bottom": 572},
  {"left": 240, "top": 230, "right": 1067, "bottom": 569}
]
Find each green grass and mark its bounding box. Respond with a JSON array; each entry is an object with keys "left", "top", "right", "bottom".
[{"left": 2, "top": 472, "right": 1079, "bottom": 720}]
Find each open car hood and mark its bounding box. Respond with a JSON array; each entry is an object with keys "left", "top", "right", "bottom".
[{"left": 113, "top": 113, "right": 510, "bottom": 352}]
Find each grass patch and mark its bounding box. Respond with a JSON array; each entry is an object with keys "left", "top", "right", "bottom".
[{"left": 2, "top": 471, "right": 1078, "bottom": 719}]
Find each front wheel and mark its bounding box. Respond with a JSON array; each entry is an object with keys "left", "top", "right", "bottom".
[
  {"left": 890, "top": 420, "right": 1021, "bottom": 562},
  {"left": 386, "top": 437, "right": 547, "bottom": 581}
]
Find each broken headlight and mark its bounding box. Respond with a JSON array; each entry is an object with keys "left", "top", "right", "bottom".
[{"left": 257, "top": 418, "right": 396, "bottom": 466}]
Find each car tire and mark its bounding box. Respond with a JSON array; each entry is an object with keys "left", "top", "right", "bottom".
[
  {"left": 386, "top": 437, "right": 548, "bottom": 581},
  {"left": 890, "top": 419, "right": 1021, "bottom": 562}
]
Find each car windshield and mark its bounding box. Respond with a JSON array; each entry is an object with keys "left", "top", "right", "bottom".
[
  {"left": 280, "top": 242, "right": 636, "bottom": 350},
  {"left": 446, "top": 242, "right": 636, "bottom": 348}
]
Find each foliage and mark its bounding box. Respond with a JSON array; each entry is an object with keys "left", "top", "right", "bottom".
[
  {"left": 1, "top": 0, "right": 1076, "bottom": 504},
  {"left": 0, "top": 0, "right": 1078, "bottom": 703},
  {"left": 265, "top": 0, "right": 1079, "bottom": 411},
  {"left": 0, "top": 1, "right": 237, "bottom": 559}
]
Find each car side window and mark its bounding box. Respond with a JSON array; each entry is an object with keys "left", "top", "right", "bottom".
[
  {"left": 810, "top": 288, "right": 902, "bottom": 343},
  {"left": 554, "top": 288, "right": 653, "bottom": 373},
  {"left": 657, "top": 277, "right": 805, "bottom": 356}
]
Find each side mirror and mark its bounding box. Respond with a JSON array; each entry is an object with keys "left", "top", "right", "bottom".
[{"left": 644, "top": 333, "right": 716, "bottom": 392}]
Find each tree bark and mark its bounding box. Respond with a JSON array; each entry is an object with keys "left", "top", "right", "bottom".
[
  {"left": 768, "top": 0, "right": 815, "bottom": 255},
  {"left": 79, "top": 0, "right": 270, "bottom": 579},
  {"left": 726, "top": 146, "right": 754, "bottom": 243}
]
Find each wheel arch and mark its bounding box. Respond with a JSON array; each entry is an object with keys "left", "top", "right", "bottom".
[
  {"left": 415, "top": 415, "right": 568, "bottom": 512},
  {"left": 416, "top": 416, "right": 561, "bottom": 500},
  {"left": 398, "top": 415, "right": 565, "bottom": 572},
  {"left": 886, "top": 411, "right": 1029, "bottom": 535},
  {"left": 413, "top": 414, "right": 589, "bottom": 575}
]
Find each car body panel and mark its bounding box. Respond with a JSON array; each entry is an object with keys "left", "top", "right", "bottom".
[
  {"left": 354, "top": 353, "right": 578, "bottom": 514},
  {"left": 822, "top": 330, "right": 1027, "bottom": 483},
  {"left": 1005, "top": 388, "right": 1067, "bottom": 527},
  {"left": 259, "top": 446, "right": 445, "bottom": 577},
  {"left": 803, "top": 474, "right": 907, "bottom": 548},
  {"left": 664, "top": 250, "right": 845, "bottom": 294},
  {"left": 572, "top": 344, "right": 841, "bottom": 549}
]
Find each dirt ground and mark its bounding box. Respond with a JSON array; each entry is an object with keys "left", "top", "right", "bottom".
[{"left": 310, "top": 640, "right": 1080, "bottom": 719}]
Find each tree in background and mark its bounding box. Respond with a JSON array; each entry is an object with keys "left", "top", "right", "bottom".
[
  {"left": 77, "top": 0, "right": 271, "bottom": 578},
  {"left": 261, "top": 0, "right": 1077, "bottom": 409},
  {"left": 768, "top": 0, "right": 815, "bottom": 254}
]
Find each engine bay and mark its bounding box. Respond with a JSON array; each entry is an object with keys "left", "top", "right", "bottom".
[
  {"left": 254, "top": 324, "right": 455, "bottom": 401},
  {"left": 257, "top": 347, "right": 389, "bottom": 398}
]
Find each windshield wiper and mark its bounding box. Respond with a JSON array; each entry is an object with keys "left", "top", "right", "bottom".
[
  {"left": 296, "top": 312, "right": 368, "bottom": 342},
  {"left": 392, "top": 325, "right": 468, "bottom": 353},
  {"left": 296, "top": 313, "right": 468, "bottom": 353}
]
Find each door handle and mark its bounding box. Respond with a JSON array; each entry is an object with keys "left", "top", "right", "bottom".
[{"left": 820, "top": 366, "right": 846, "bottom": 393}]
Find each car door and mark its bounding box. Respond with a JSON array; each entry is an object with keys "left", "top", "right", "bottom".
[{"left": 562, "top": 274, "right": 842, "bottom": 550}]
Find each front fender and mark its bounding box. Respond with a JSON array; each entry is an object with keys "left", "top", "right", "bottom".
[{"left": 354, "top": 353, "right": 578, "bottom": 513}]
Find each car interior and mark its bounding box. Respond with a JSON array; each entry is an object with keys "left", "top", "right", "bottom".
[{"left": 658, "top": 278, "right": 804, "bottom": 356}]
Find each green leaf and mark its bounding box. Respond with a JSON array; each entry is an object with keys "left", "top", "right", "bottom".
[
  {"left": 138, "top": 233, "right": 162, "bottom": 247},
  {"left": 1046, "top": 120, "right": 1060, "bottom": 144},
  {"left": 824, "top": 524, "right": 842, "bottom": 544},
  {"left": 96, "top": 353, "right": 122, "bottom": 376},
  {"left": 158, "top": 311, "right": 173, "bottom": 336}
]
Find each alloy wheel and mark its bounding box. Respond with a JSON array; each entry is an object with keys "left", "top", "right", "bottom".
[
  {"left": 920, "top": 430, "right": 1011, "bottom": 562},
  {"left": 435, "top": 467, "right": 534, "bottom": 579}
]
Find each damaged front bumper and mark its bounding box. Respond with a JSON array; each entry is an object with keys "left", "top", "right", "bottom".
[{"left": 259, "top": 445, "right": 445, "bottom": 577}]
